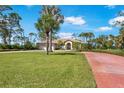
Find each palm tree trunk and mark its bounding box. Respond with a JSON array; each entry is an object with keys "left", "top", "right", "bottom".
[
  {"left": 49, "top": 30, "right": 53, "bottom": 52},
  {"left": 46, "top": 32, "right": 49, "bottom": 55}
]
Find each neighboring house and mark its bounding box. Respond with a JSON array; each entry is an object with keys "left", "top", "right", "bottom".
[{"left": 37, "top": 39, "right": 83, "bottom": 51}]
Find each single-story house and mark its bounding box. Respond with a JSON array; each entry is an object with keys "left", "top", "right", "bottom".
[{"left": 37, "top": 39, "right": 83, "bottom": 51}]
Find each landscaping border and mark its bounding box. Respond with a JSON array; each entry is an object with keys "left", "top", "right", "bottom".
[{"left": 92, "top": 49, "right": 124, "bottom": 57}]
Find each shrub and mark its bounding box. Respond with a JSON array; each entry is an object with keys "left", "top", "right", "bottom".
[
  {"left": 24, "top": 41, "right": 38, "bottom": 50},
  {"left": 11, "top": 43, "right": 20, "bottom": 49},
  {"left": 0, "top": 44, "right": 12, "bottom": 49},
  {"left": 24, "top": 41, "right": 33, "bottom": 49},
  {"left": 92, "top": 49, "right": 124, "bottom": 57},
  {"left": 82, "top": 43, "right": 93, "bottom": 51},
  {"left": 0, "top": 42, "right": 38, "bottom": 50},
  {"left": 57, "top": 40, "right": 64, "bottom": 49},
  {"left": 72, "top": 42, "right": 82, "bottom": 51}
]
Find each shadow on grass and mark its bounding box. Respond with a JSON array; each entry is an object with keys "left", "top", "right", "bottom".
[{"left": 50, "top": 52, "right": 77, "bottom": 55}]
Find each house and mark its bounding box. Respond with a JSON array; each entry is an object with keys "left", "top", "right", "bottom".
[{"left": 37, "top": 39, "right": 83, "bottom": 51}]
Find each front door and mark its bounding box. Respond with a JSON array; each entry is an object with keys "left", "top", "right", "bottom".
[{"left": 66, "top": 43, "right": 71, "bottom": 50}]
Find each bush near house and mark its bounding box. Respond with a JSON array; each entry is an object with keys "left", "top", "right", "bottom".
[
  {"left": 92, "top": 49, "right": 124, "bottom": 57},
  {"left": 75, "top": 43, "right": 94, "bottom": 52},
  {"left": 56, "top": 40, "right": 65, "bottom": 50},
  {"left": 81, "top": 43, "right": 93, "bottom": 51},
  {"left": 24, "top": 41, "right": 34, "bottom": 49},
  {"left": 72, "top": 42, "right": 82, "bottom": 51}
]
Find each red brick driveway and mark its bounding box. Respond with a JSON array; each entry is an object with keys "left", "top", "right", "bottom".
[{"left": 84, "top": 52, "right": 124, "bottom": 88}]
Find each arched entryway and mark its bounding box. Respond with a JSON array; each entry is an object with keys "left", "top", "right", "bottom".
[
  {"left": 66, "top": 43, "right": 71, "bottom": 50},
  {"left": 64, "top": 41, "right": 73, "bottom": 50}
]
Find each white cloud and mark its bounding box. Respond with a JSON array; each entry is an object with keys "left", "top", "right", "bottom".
[
  {"left": 109, "top": 16, "right": 124, "bottom": 26},
  {"left": 97, "top": 26, "right": 112, "bottom": 31},
  {"left": 57, "top": 32, "right": 73, "bottom": 39},
  {"left": 64, "top": 16, "right": 86, "bottom": 25},
  {"left": 105, "top": 5, "right": 116, "bottom": 9}
]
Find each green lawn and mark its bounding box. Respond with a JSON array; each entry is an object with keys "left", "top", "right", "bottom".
[{"left": 0, "top": 52, "right": 96, "bottom": 88}]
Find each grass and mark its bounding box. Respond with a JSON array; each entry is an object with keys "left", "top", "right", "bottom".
[
  {"left": 92, "top": 49, "right": 124, "bottom": 56},
  {"left": 0, "top": 52, "right": 96, "bottom": 88}
]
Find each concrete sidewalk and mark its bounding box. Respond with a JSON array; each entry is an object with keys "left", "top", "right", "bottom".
[{"left": 0, "top": 50, "right": 43, "bottom": 53}]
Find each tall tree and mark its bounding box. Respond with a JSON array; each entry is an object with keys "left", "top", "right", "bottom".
[
  {"left": 49, "top": 6, "right": 64, "bottom": 52},
  {"left": 0, "top": 6, "right": 22, "bottom": 45},
  {"left": 0, "top": 5, "right": 12, "bottom": 12},
  {"left": 87, "top": 32, "right": 95, "bottom": 45},
  {"left": 29, "top": 32, "right": 35, "bottom": 42},
  {"left": 88, "top": 32, "right": 94, "bottom": 40},
  {"left": 35, "top": 5, "right": 64, "bottom": 54},
  {"left": 8, "top": 12, "right": 22, "bottom": 44},
  {"left": 0, "top": 6, "right": 12, "bottom": 45},
  {"left": 35, "top": 14, "right": 54, "bottom": 55},
  {"left": 110, "top": 11, "right": 124, "bottom": 49},
  {"left": 119, "top": 28, "right": 124, "bottom": 48},
  {"left": 79, "top": 32, "right": 94, "bottom": 43},
  {"left": 79, "top": 32, "right": 86, "bottom": 42},
  {"left": 41, "top": 5, "right": 64, "bottom": 52}
]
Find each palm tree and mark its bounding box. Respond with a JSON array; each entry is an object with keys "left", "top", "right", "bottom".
[
  {"left": 79, "top": 32, "right": 86, "bottom": 42},
  {"left": 42, "top": 5, "right": 64, "bottom": 52},
  {"left": 35, "top": 5, "right": 64, "bottom": 54},
  {"left": 29, "top": 32, "right": 35, "bottom": 42},
  {"left": 79, "top": 32, "right": 94, "bottom": 43},
  {"left": 50, "top": 6, "right": 64, "bottom": 52},
  {"left": 35, "top": 14, "right": 54, "bottom": 55},
  {"left": 109, "top": 34, "right": 115, "bottom": 40},
  {"left": 35, "top": 19, "right": 45, "bottom": 40},
  {"left": 98, "top": 35, "right": 108, "bottom": 49},
  {"left": 88, "top": 32, "right": 94, "bottom": 40},
  {"left": 87, "top": 32, "right": 94, "bottom": 44},
  {"left": 84, "top": 33, "right": 89, "bottom": 43}
]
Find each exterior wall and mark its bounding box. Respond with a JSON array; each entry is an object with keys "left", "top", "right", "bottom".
[
  {"left": 37, "top": 39, "right": 82, "bottom": 50},
  {"left": 37, "top": 43, "right": 57, "bottom": 51},
  {"left": 37, "top": 43, "right": 46, "bottom": 50}
]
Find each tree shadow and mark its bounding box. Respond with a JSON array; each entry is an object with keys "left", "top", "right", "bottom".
[{"left": 50, "top": 52, "right": 77, "bottom": 55}]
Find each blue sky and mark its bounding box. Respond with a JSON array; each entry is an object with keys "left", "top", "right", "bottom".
[{"left": 11, "top": 5, "right": 124, "bottom": 39}]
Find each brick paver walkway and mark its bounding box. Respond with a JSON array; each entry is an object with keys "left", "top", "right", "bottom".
[{"left": 84, "top": 52, "right": 124, "bottom": 88}]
